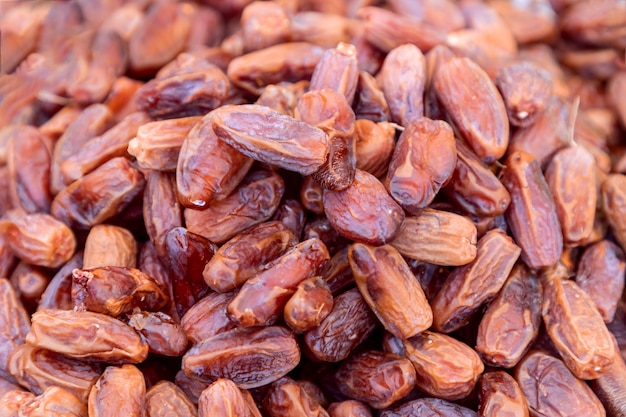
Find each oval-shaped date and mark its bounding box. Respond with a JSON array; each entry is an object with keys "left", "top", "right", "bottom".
[
  {"left": 349, "top": 243, "right": 432, "bottom": 339},
  {"left": 478, "top": 371, "right": 529, "bottom": 417},
  {"left": 88, "top": 364, "right": 146, "bottom": 417},
  {"left": 182, "top": 326, "right": 300, "bottom": 389}
]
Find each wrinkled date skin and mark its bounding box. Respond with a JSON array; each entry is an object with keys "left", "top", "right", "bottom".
[
  {"left": 19, "top": 386, "right": 88, "bottom": 417},
  {"left": 601, "top": 174, "right": 626, "bottom": 253},
  {"left": 295, "top": 89, "right": 356, "bottom": 190},
  {"left": 8, "top": 344, "right": 102, "bottom": 403},
  {"left": 442, "top": 139, "right": 511, "bottom": 217},
  {"left": 353, "top": 72, "right": 391, "bottom": 123},
  {"left": 143, "top": 171, "right": 183, "bottom": 244},
  {"left": 542, "top": 277, "right": 616, "bottom": 380},
  {"left": 431, "top": 229, "right": 521, "bottom": 333},
  {"left": 176, "top": 111, "right": 253, "bottom": 209},
  {"left": 283, "top": 277, "right": 334, "bottom": 334},
  {"left": 434, "top": 57, "right": 509, "bottom": 163},
  {"left": 128, "top": 311, "right": 188, "bottom": 357},
  {"left": 227, "top": 238, "right": 330, "bottom": 327},
  {"left": 515, "top": 351, "right": 606, "bottom": 417},
  {"left": 476, "top": 264, "right": 542, "bottom": 368},
  {"left": 83, "top": 224, "right": 137, "bottom": 269},
  {"left": 348, "top": 243, "right": 432, "bottom": 339},
  {"left": 0, "top": 279, "right": 30, "bottom": 381},
  {"left": 88, "top": 364, "right": 146, "bottom": 417},
  {"left": 377, "top": 43, "right": 426, "bottom": 126},
  {"left": 145, "top": 381, "right": 198, "bottom": 417},
  {"left": 203, "top": 221, "right": 298, "bottom": 293},
  {"left": 26, "top": 309, "right": 149, "bottom": 364},
  {"left": 353, "top": 119, "right": 395, "bottom": 178},
  {"left": 335, "top": 350, "right": 416, "bottom": 409},
  {"left": 478, "top": 371, "right": 529, "bottom": 417},
  {"left": 323, "top": 169, "right": 405, "bottom": 246},
  {"left": 575, "top": 240, "right": 626, "bottom": 323},
  {"left": 544, "top": 145, "right": 596, "bottom": 245},
  {"left": 303, "top": 288, "right": 378, "bottom": 363},
  {"left": 501, "top": 151, "right": 563, "bottom": 270},
  {"left": 390, "top": 208, "right": 477, "bottom": 266},
  {"left": 401, "top": 330, "right": 484, "bottom": 401},
  {"left": 181, "top": 291, "right": 236, "bottom": 345},
  {"left": 262, "top": 377, "right": 329, "bottom": 417},
  {"left": 184, "top": 169, "right": 285, "bottom": 244},
  {"left": 0, "top": 209, "right": 76, "bottom": 268},
  {"left": 71, "top": 266, "right": 168, "bottom": 317},
  {"left": 51, "top": 157, "right": 145, "bottom": 230},
  {"left": 310, "top": 42, "right": 359, "bottom": 105},
  {"left": 182, "top": 326, "right": 300, "bottom": 389},
  {"left": 227, "top": 42, "right": 325, "bottom": 96},
  {"left": 211, "top": 104, "right": 330, "bottom": 176},
  {"left": 37, "top": 252, "right": 83, "bottom": 311},
  {"left": 379, "top": 398, "right": 477, "bottom": 417},
  {"left": 199, "top": 378, "right": 258, "bottom": 417},
  {"left": 327, "top": 400, "right": 373, "bottom": 417},
  {"left": 386, "top": 118, "right": 456, "bottom": 215}
]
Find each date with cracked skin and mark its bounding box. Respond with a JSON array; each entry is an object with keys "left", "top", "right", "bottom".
[
  {"left": 478, "top": 371, "right": 529, "bottom": 417},
  {"left": 211, "top": 104, "right": 330, "bottom": 176},
  {"left": 88, "top": 364, "right": 145, "bottom": 417},
  {"left": 349, "top": 243, "right": 432, "bottom": 339},
  {"left": 199, "top": 378, "right": 257, "bottom": 417},
  {"left": 262, "top": 376, "right": 328, "bottom": 417},
  {"left": 146, "top": 381, "right": 198, "bottom": 417},
  {"left": 182, "top": 326, "right": 300, "bottom": 389},
  {"left": 72, "top": 267, "right": 168, "bottom": 317},
  {"left": 26, "top": 309, "right": 148, "bottom": 364},
  {"left": 323, "top": 169, "right": 405, "bottom": 246}
]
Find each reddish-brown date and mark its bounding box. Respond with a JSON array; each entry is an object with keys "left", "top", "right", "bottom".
[
  {"left": 182, "top": 326, "right": 300, "bottom": 389},
  {"left": 184, "top": 169, "right": 285, "bottom": 244},
  {"left": 283, "top": 277, "right": 334, "bottom": 334},
  {"left": 8, "top": 344, "right": 102, "bottom": 403},
  {"left": 353, "top": 72, "right": 391, "bottom": 123},
  {"left": 320, "top": 247, "right": 355, "bottom": 295},
  {"left": 83, "top": 224, "right": 137, "bottom": 269},
  {"left": 0, "top": 209, "right": 76, "bottom": 268},
  {"left": 431, "top": 229, "right": 521, "bottom": 333},
  {"left": 211, "top": 104, "right": 330, "bottom": 176},
  {"left": 385, "top": 117, "right": 456, "bottom": 215},
  {"left": 434, "top": 57, "right": 509, "bottom": 163},
  {"left": 300, "top": 176, "right": 325, "bottom": 215},
  {"left": 203, "top": 221, "right": 297, "bottom": 293},
  {"left": 37, "top": 252, "right": 83, "bottom": 311},
  {"left": 51, "top": 157, "right": 145, "bottom": 230},
  {"left": 379, "top": 398, "right": 477, "bottom": 417},
  {"left": 262, "top": 377, "right": 329, "bottom": 417},
  {"left": 310, "top": 42, "right": 359, "bottom": 105},
  {"left": 88, "top": 364, "right": 146, "bottom": 417},
  {"left": 128, "top": 312, "right": 188, "bottom": 357},
  {"left": 500, "top": 151, "right": 563, "bottom": 270},
  {"left": 145, "top": 380, "right": 198, "bottom": 417},
  {"left": 377, "top": 43, "right": 425, "bottom": 126},
  {"left": 0, "top": 278, "right": 30, "bottom": 381},
  {"left": 349, "top": 243, "right": 432, "bottom": 339},
  {"left": 303, "top": 288, "right": 378, "bottom": 363},
  {"left": 26, "top": 309, "right": 149, "bottom": 364},
  {"left": 199, "top": 378, "right": 257, "bottom": 417},
  {"left": 602, "top": 174, "right": 626, "bottom": 253},
  {"left": 323, "top": 169, "right": 405, "bottom": 246},
  {"left": 335, "top": 350, "right": 416, "bottom": 409},
  {"left": 515, "top": 350, "right": 606, "bottom": 417},
  {"left": 227, "top": 238, "right": 330, "bottom": 327},
  {"left": 143, "top": 170, "right": 183, "bottom": 244},
  {"left": 402, "top": 331, "right": 484, "bottom": 401},
  {"left": 72, "top": 266, "right": 168, "bottom": 317},
  {"left": 476, "top": 264, "right": 542, "bottom": 368},
  {"left": 175, "top": 111, "right": 253, "bottom": 209},
  {"left": 240, "top": 1, "right": 290, "bottom": 52},
  {"left": 0, "top": 390, "right": 36, "bottom": 416},
  {"left": 181, "top": 291, "right": 237, "bottom": 345},
  {"left": 353, "top": 120, "right": 395, "bottom": 178},
  {"left": 478, "top": 371, "right": 529, "bottom": 417},
  {"left": 575, "top": 240, "right": 626, "bottom": 323},
  {"left": 442, "top": 139, "right": 511, "bottom": 217},
  {"left": 542, "top": 277, "right": 616, "bottom": 380},
  {"left": 272, "top": 198, "right": 306, "bottom": 239},
  {"left": 327, "top": 400, "right": 373, "bottom": 417}
]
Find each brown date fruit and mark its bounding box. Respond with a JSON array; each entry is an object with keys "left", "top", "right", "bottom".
[
  {"left": 349, "top": 243, "right": 432, "bottom": 339},
  {"left": 128, "top": 311, "right": 188, "bottom": 357},
  {"left": 478, "top": 371, "right": 529, "bottom": 417},
  {"left": 181, "top": 291, "right": 236, "bottom": 345},
  {"left": 501, "top": 151, "right": 563, "bottom": 270},
  {"left": 37, "top": 252, "right": 83, "bottom": 311},
  {"left": 309, "top": 42, "right": 359, "bottom": 105},
  {"left": 19, "top": 385, "right": 88, "bottom": 417},
  {"left": 143, "top": 170, "right": 183, "bottom": 244},
  {"left": 353, "top": 71, "right": 391, "bottom": 123},
  {"left": 327, "top": 400, "right": 373, "bottom": 417},
  {"left": 379, "top": 398, "right": 477, "bottom": 417},
  {"left": 88, "top": 364, "right": 146, "bottom": 417},
  {"left": 145, "top": 380, "right": 198, "bottom": 417},
  {"left": 515, "top": 350, "right": 606, "bottom": 417},
  {"left": 476, "top": 264, "right": 542, "bottom": 368},
  {"left": 227, "top": 238, "right": 330, "bottom": 327},
  {"left": 335, "top": 350, "right": 416, "bottom": 409},
  {"left": 353, "top": 119, "right": 395, "bottom": 178},
  {"left": 602, "top": 174, "right": 626, "bottom": 253},
  {"left": 262, "top": 377, "right": 329, "bottom": 417},
  {"left": 83, "top": 224, "right": 137, "bottom": 269},
  {"left": 431, "top": 229, "right": 521, "bottom": 333},
  {"left": 323, "top": 169, "right": 405, "bottom": 246},
  {"left": 300, "top": 176, "right": 325, "bottom": 215},
  {"left": 284, "top": 277, "right": 334, "bottom": 334},
  {"left": 203, "top": 221, "right": 297, "bottom": 293},
  {"left": 182, "top": 326, "right": 300, "bottom": 389},
  {"left": 241, "top": 1, "right": 290, "bottom": 52},
  {"left": 402, "top": 330, "right": 485, "bottom": 401},
  {"left": 0, "top": 279, "right": 30, "bottom": 382}
]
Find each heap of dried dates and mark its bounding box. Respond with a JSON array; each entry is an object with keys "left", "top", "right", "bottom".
[{"left": 1, "top": 0, "right": 626, "bottom": 415}]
